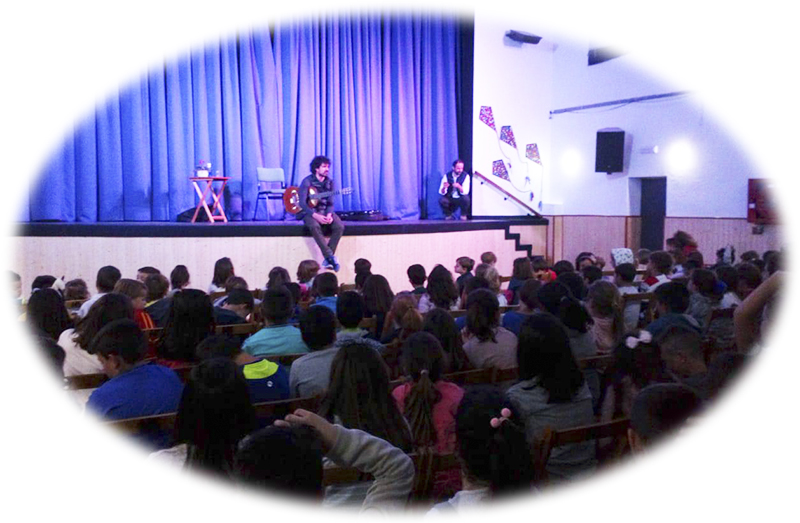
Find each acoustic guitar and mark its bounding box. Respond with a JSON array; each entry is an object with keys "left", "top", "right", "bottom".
[{"left": 283, "top": 186, "right": 354, "bottom": 214}]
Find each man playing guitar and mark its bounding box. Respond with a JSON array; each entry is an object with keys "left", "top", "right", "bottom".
[{"left": 297, "top": 155, "right": 345, "bottom": 272}]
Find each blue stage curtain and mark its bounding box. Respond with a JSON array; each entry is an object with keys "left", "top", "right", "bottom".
[{"left": 27, "top": 13, "right": 461, "bottom": 222}]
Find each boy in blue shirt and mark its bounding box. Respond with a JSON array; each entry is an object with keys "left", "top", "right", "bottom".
[
  {"left": 243, "top": 287, "right": 309, "bottom": 357},
  {"left": 87, "top": 319, "right": 183, "bottom": 421}
]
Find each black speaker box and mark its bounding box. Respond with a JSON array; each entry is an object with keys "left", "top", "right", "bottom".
[
  {"left": 595, "top": 130, "right": 625, "bottom": 173},
  {"left": 176, "top": 207, "right": 208, "bottom": 222}
]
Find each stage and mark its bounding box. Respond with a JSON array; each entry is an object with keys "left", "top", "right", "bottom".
[{"left": 13, "top": 217, "right": 548, "bottom": 293}]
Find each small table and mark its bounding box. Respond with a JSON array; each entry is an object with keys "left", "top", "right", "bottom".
[{"left": 189, "top": 176, "right": 230, "bottom": 223}]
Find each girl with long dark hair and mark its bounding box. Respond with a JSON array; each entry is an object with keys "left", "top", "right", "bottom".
[
  {"left": 506, "top": 313, "right": 596, "bottom": 483},
  {"left": 149, "top": 358, "right": 256, "bottom": 476}
]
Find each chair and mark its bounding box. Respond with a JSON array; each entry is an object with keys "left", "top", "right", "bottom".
[{"left": 253, "top": 167, "right": 286, "bottom": 221}]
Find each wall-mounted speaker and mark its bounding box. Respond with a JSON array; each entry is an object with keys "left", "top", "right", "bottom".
[{"left": 595, "top": 130, "right": 625, "bottom": 174}]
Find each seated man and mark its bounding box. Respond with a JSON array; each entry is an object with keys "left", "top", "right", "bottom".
[
  {"left": 296, "top": 155, "right": 345, "bottom": 272},
  {"left": 628, "top": 383, "right": 702, "bottom": 453},
  {"left": 335, "top": 291, "right": 384, "bottom": 353},
  {"left": 243, "top": 287, "right": 309, "bottom": 357},
  {"left": 438, "top": 159, "right": 471, "bottom": 220},
  {"left": 311, "top": 272, "right": 338, "bottom": 314},
  {"left": 214, "top": 288, "right": 254, "bottom": 326},
  {"left": 289, "top": 306, "right": 339, "bottom": 398},
  {"left": 195, "top": 334, "right": 290, "bottom": 403},
  {"left": 644, "top": 281, "right": 702, "bottom": 338},
  {"left": 86, "top": 319, "right": 183, "bottom": 420}
]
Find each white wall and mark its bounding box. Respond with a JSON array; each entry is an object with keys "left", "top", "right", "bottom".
[
  {"left": 474, "top": 18, "right": 762, "bottom": 219},
  {"left": 471, "top": 15, "right": 553, "bottom": 217}
]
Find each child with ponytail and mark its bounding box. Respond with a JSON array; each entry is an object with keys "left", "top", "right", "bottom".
[
  {"left": 392, "top": 332, "right": 464, "bottom": 454},
  {"left": 426, "top": 386, "right": 536, "bottom": 513}
]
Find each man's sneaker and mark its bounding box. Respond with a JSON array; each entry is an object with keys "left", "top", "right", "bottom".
[
  {"left": 330, "top": 255, "right": 341, "bottom": 272},
  {"left": 322, "top": 257, "right": 335, "bottom": 270}
]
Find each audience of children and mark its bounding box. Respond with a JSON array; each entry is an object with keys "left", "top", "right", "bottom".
[{"left": 22, "top": 235, "right": 780, "bottom": 511}]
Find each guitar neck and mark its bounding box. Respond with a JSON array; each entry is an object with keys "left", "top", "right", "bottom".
[{"left": 314, "top": 189, "right": 343, "bottom": 199}]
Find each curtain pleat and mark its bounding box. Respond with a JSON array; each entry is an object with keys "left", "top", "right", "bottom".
[{"left": 27, "top": 14, "right": 461, "bottom": 222}]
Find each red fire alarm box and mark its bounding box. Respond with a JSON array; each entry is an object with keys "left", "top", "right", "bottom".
[{"left": 747, "top": 179, "right": 777, "bottom": 225}]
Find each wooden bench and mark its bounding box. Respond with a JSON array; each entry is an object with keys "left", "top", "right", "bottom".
[
  {"left": 64, "top": 352, "right": 309, "bottom": 390},
  {"left": 450, "top": 305, "right": 519, "bottom": 318},
  {"left": 339, "top": 283, "right": 357, "bottom": 294},
  {"left": 621, "top": 292, "right": 656, "bottom": 326},
  {"left": 105, "top": 395, "right": 321, "bottom": 435},
  {"left": 389, "top": 367, "right": 494, "bottom": 390},
  {"left": 322, "top": 448, "right": 460, "bottom": 503},
  {"left": 215, "top": 323, "right": 261, "bottom": 336},
  {"left": 535, "top": 418, "right": 630, "bottom": 485},
  {"left": 64, "top": 298, "right": 88, "bottom": 310}
]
